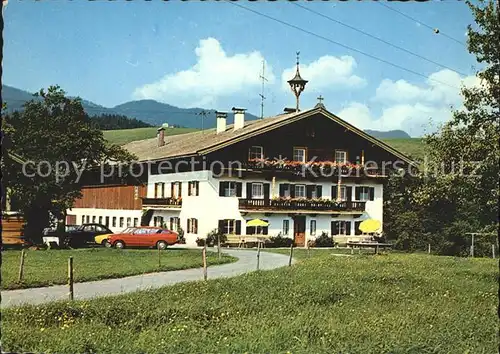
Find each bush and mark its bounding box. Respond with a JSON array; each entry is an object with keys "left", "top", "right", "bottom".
[
  {"left": 206, "top": 229, "right": 226, "bottom": 247},
  {"left": 195, "top": 238, "right": 206, "bottom": 247},
  {"left": 314, "top": 232, "right": 335, "bottom": 247},
  {"left": 268, "top": 233, "right": 294, "bottom": 248}
]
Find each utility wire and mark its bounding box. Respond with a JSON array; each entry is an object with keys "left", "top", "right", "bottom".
[
  {"left": 291, "top": 2, "right": 468, "bottom": 77},
  {"left": 377, "top": 2, "right": 466, "bottom": 46},
  {"left": 225, "top": 1, "right": 460, "bottom": 90}
]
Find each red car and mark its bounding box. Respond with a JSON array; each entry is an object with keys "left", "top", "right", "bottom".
[{"left": 107, "top": 226, "right": 178, "bottom": 249}]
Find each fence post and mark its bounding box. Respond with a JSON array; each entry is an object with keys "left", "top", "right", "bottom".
[
  {"left": 202, "top": 245, "right": 207, "bottom": 281},
  {"left": 307, "top": 242, "right": 310, "bottom": 258},
  {"left": 68, "top": 256, "right": 74, "bottom": 301},
  {"left": 257, "top": 241, "right": 261, "bottom": 271},
  {"left": 492, "top": 244, "right": 496, "bottom": 259},
  {"left": 18, "top": 249, "right": 26, "bottom": 282},
  {"left": 428, "top": 244, "right": 431, "bottom": 254},
  {"left": 470, "top": 234, "right": 475, "bottom": 258},
  {"left": 158, "top": 244, "right": 161, "bottom": 268},
  {"left": 217, "top": 234, "right": 221, "bottom": 260},
  {"left": 288, "top": 243, "right": 294, "bottom": 267}
]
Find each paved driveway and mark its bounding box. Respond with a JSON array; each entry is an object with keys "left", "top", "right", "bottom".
[{"left": 1, "top": 249, "right": 292, "bottom": 308}]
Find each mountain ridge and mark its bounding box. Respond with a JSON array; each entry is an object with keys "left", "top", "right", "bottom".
[{"left": 2, "top": 85, "right": 411, "bottom": 138}]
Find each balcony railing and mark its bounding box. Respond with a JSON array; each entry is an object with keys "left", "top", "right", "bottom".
[
  {"left": 239, "top": 198, "right": 366, "bottom": 212},
  {"left": 142, "top": 197, "right": 182, "bottom": 207},
  {"left": 241, "top": 159, "right": 384, "bottom": 177}
]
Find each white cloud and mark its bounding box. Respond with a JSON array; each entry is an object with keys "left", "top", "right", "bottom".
[
  {"left": 373, "top": 69, "right": 481, "bottom": 107},
  {"left": 281, "top": 55, "right": 366, "bottom": 92},
  {"left": 337, "top": 102, "right": 449, "bottom": 136},
  {"left": 133, "top": 38, "right": 275, "bottom": 108}
]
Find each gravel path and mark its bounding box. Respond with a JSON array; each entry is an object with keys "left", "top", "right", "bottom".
[{"left": 1, "top": 249, "right": 292, "bottom": 308}]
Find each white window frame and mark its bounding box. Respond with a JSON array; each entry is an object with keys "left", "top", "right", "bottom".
[
  {"left": 81, "top": 215, "right": 85, "bottom": 225},
  {"left": 252, "top": 183, "right": 264, "bottom": 199},
  {"left": 188, "top": 181, "right": 199, "bottom": 196},
  {"left": 358, "top": 186, "right": 370, "bottom": 201},
  {"left": 283, "top": 219, "right": 290, "bottom": 235},
  {"left": 224, "top": 219, "right": 236, "bottom": 235},
  {"left": 311, "top": 187, "right": 318, "bottom": 199},
  {"left": 133, "top": 218, "right": 139, "bottom": 227},
  {"left": 172, "top": 182, "right": 181, "bottom": 198},
  {"left": 112, "top": 217, "right": 116, "bottom": 227},
  {"left": 310, "top": 220, "right": 317, "bottom": 236},
  {"left": 335, "top": 150, "right": 347, "bottom": 164},
  {"left": 293, "top": 148, "right": 306, "bottom": 163},
  {"left": 249, "top": 146, "right": 264, "bottom": 160},
  {"left": 126, "top": 217, "right": 132, "bottom": 227},
  {"left": 119, "top": 217, "right": 124, "bottom": 228},
  {"left": 295, "top": 184, "right": 306, "bottom": 198},
  {"left": 339, "top": 221, "right": 348, "bottom": 235},
  {"left": 225, "top": 182, "right": 237, "bottom": 197}
]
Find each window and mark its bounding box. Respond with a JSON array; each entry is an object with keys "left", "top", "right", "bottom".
[
  {"left": 86, "top": 215, "right": 90, "bottom": 223},
  {"left": 187, "top": 218, "right": 198, "bottom": 234},
  {"left": 294, "top": 185, "right": 306, "bottom": 198},
  {"left": 293, "top": 147, "right": 306, "bottom": 163},
  {"left": 126, "top": 217, "right": 131, "bottom": 227},
  {"left": 96, "top": 225, "right": 107, "bottom": 232},
  {"left": 249, "top": 146, "right": 264, "bottom": 160},
  {"left": 222, "top": 219, "right": 235, "bottom": 234},
  {"left": 219, "top": 181, "right": 242, "bottom": 197},
  {"left": 251, "top": 183, "right": 264, "bottom": 199},
  {"left": 112, "top": 217, "right": 117, "bottom": 227},
  {"left": 171, "top": 182, "right": 182, "bottom": 198},
  {"left": 283, "top": 220, "right": 290, "bottom": 235},
  {"left": 119, "top": 217, "right": 124, "bottom": 228},
  {"left": 154, "top": 182, "right": 165, "bottom": 198},
  {"left": 331, "top": 221, "right": 352, "bottom": 235},
  {"left": 188, "top": 181, "right": 199, "bottom": 196},
  {"left": 81, "top": 215, "right": 85, "bottom": 225},
  {"left": 84, "top": 225, "right": 96, "bottom": 232},
  {"left": 169, "top": 217, "right": 180, "bottom": 231},
  {"left": 98, "top": 216, "right": 103, "bottom": 225},
  {"left": 332, "top": 185, "right": 349, "bottom": 201},
  {"left": 105, "top": 216, "right": 109, "bottom": 227},
  {"left": 355, "top": 186, "right": 374, "bottom": 201},
  {"left": 279, "top": 184, "right": 291, "bottom": 198},
  {"left": 310, "top": 220, "right": 317, "bottom": 236},
  {"left": 133, "top": 218, "right": 139, "bottom": 227},
  {"left": 154, "top": 216, "right": 164, "bottom": 227},
  {"left": 335, "top": 150, "right": 347, "bottom": 164}
]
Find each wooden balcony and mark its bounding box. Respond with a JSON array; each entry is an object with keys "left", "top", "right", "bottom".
[
  {"left": 240, "top": 159, "right": 385, "bottom": 178},
  {"left": 141, "top": 197, "right": 182, "bottom": 208},
  {"left": 239, "top": 198, "right": 366, "bottom": 214}
]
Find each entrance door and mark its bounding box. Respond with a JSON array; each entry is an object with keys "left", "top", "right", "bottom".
[{"left": 293, "top": 216, "right": 306, "bottom": 247}]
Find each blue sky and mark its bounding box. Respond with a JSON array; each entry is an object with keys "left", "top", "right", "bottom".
[{"left": 4, "top": 1, "right": 479, "bottom": 136}]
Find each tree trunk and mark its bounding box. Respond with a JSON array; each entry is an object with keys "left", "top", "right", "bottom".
[{"left": 23, "top": 206, "right": 50, "bottom": 245}]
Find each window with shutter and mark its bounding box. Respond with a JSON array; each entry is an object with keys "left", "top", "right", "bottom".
[
  {"left": 246, "top": 183, "right": 253, "bottom": 199},
  {"left": 263, "top": 184, "right": 270, "bottom": 200},
  {"left": 332, "top": 186, "right": 338, "bottom": 200},
  {"left": 252, "top": 183, "right": 264, "bottom": 199},
  {"left": 236, "top": 182, "right": 242, "bottom": 197},
  {"left": 295, "top": 185, "right": 306, "bottom": 198},
  {"left": 346, "top": 186, "right": 353, "bottom": 202},
  {"left": 346, "top": 221, "right": 352, "bottom": 235},
  {"left": 354, "top": 221, "right": 362, "bottom": 235},
  {"left": 235, "top": 220, "right": 241, "bottom": 235},
  {"left": 316, "top": 185, "right": 322, "bottom": 198},
  {"left": 310, "top": 220, "right": 317, "bottom": 236},
  {"left": 187, "top": 218, "right": 191, "bottom": 232},
  {"left": 331, "top": 221, "right": 339, "bottom": 235},
  {"left": 283, "top": 220, "right": 290, "bottom": 235},
  {"left": 306, "top": 185, "right": 314, "bottom": 199},
  {"left": 369, "top": 187, "right": 375, "bottom": 201},
  {"left": 356, "top": 187, "right": 371, "bottom": 201}
]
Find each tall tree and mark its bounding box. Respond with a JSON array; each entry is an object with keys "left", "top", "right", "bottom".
[
  {"left": 2, "top": 86, "right": 136, "bottom": 243},
  {"left": 385, "top": 0, "right": 499, "bottom": 255}
]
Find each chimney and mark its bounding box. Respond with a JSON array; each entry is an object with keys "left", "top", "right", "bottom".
[
  {"left": 157, "top": 127, "right": 165, "bottom": 147},
  {"left": 216, "top": 111, "right": 227, "bottom": 134},
  {"left": 232, "top": 107, "right": 246, "bottom": 131}
]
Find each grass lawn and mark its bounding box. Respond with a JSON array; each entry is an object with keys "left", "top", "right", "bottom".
[
  {"left": 2, "top": 252, "right": 497, "bottom": 353},
  {"left": 1, "top": 248, "right": 236, "bottom": 290},
  {"left": 382, "top": 138, "right": 426, "bottom": 161},
  {"left": 103, "top": 127, "right": 198, "bottom": 145}
]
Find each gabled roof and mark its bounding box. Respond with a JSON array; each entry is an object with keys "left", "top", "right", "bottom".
[{"left": 124, "top": 106, "right": 416, "bottom": 166}]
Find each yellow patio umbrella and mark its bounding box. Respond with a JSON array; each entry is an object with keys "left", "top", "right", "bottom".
[
  {"left": 246, "top": 219, "right": 269, "bottom": 227},
  {"left": 359, "top": 219, "right": 381, "bottom": 233}
]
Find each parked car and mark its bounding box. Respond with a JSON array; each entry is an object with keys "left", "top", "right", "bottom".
[
  {"left": 63, "top": 223, "right": 113, "bottom": 248},
  {"left": 42, "top": 224, "right": 79, "bottom": 247},
  {"left": 95, "top": 227, "right": 137, "bottom": 247},
  {"left": 107, "top": 227, "right": 178, "bottom": 249}
]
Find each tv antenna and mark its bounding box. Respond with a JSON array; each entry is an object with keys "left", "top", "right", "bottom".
[
  {"left": 197, "top": 110, "right": 209, "bottom": 134},
  {"left": 259, "top": 60, "right": 268, "bottom": 119}
]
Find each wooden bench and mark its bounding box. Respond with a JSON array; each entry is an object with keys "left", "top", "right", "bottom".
[
  {"left": 347, "top": 241, "right": 393, "bottom": 254},
  {"left": 224, "top": 235, "right": 271, "bottom": 248}
]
